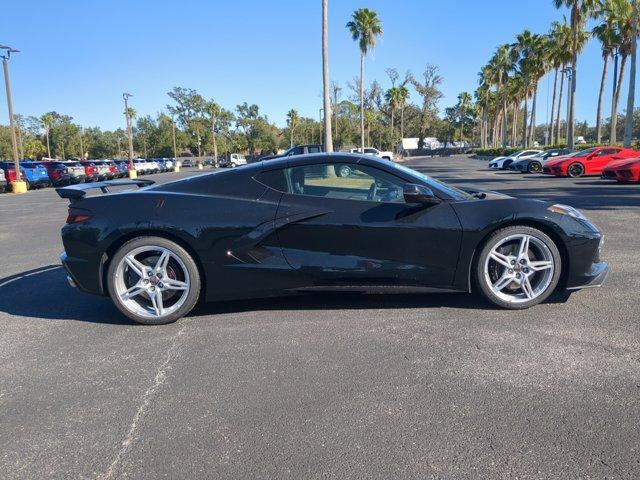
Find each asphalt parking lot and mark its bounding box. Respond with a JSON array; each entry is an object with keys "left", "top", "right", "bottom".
[{"left": 1, "top": 156, "right": 639, "bottom": 479}]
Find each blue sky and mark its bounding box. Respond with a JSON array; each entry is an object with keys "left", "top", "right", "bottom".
[{"left": 1, "top": 0, "right": 636, "bottom": 130}]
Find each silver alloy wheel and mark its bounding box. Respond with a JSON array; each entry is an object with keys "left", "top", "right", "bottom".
[
  {"left": 483, "top": 234, "right": 555, "bottom": 304},
  {"left": 339, "top": 165, "right": 352, "bottom": 177},
  {"left": 113, "top": 245, "right": 190, "bottom": 319}
]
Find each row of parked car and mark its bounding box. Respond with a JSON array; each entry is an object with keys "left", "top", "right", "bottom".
[
  {"left": 485, "top": 146, "right": 640, "bottom": 183},
  {"left": 0, "top": 158, "right": 191, "bottom": 193}
]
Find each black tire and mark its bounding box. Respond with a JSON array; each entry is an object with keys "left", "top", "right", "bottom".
[
  {"left": 528, "top": 161, "right": 542, "bottom": 173},
  {"left": 107, "top": 236, "right": 201, "bottom": 325},
  {"left": 567, "top": 162, "right": 584, "bottom": 178},
  {"left": 474, "top": 226, "right": 562, "bottom": 309},
  {"left": 336, "top": 164, "right": 352, "bottom": 177},
  {"left": 24, "top": 180, "right": 31, "bottom": 191}
]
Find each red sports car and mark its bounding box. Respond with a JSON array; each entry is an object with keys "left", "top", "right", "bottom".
[
  {"left": 543, "top": 146, "right": 637, "bottom": 177},
  {"left": 601, "top": 157, "right": 640, "bottom": 182}
]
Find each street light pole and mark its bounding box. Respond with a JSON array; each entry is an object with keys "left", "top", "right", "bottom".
[
  {"left": 123, "top": 92, "right": 136, "bottom": 178},
  {"left": 0, "top": 45, "right": 25, "bottom": 193},
  {"left": 171, "top": 116, "right": 179, "bottom": 172}
]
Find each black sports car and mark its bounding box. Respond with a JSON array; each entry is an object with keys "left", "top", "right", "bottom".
[{"left": 57, "top": 153, "right": 608, "bottom": 325}]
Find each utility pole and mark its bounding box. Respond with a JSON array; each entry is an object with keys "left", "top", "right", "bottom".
[
  {"left": 79, "top": 126, "right": 85, "bottom": 160},
  {"left": 623, "top": 0, "right": 638, "bottom": 147},
  {"left": 1, "top": 45, "right": 25, "bottom": 192},
  {"left": 123, "top": 92, "right": 136, "bottom": 178},
  {"left": 321, "top": 0, "right": 333, "bottom": 152},
  {"left": 171, "top": 116, "right": 179, "bottom": 172}
]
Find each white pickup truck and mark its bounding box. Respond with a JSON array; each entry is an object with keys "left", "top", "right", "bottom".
[{"left": 349, "top": 147, "right": 394, "bottom": 161}]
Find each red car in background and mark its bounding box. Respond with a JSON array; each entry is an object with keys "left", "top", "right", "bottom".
[
  {"left": 543, "top": 146, "right": 637, "bottom": 177},
  {"left": 80, "top": 161, "right": 99, "bottom": 182},
  {"left": 39, "top": 161, "right": 72, "bottom": 186},
  {"left": 601, "top": 157, "right": 640, "bottom": 183}
]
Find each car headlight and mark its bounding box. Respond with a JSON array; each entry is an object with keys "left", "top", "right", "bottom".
[{"left": 548, "top": 204, "right": 600, "bottom": 232}]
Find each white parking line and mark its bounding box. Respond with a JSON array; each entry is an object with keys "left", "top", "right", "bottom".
[{"left": 0, "top": 266, "right": 62, "bottom": 288}]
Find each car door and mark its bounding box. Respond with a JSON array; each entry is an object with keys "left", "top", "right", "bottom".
[
  {"left": 588, "top": 148, "right": 620, "bottom": 174},
  {"left": 266, "top": 160, "right": 463, "bottom": 288}
]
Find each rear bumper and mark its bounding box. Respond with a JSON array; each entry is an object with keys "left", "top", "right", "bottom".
[
  {"left": 566, "top": 261, "right": 610, "bottom": 290},
  {"left": 60, "top": 251, "right": 104, "bottom": 296}
]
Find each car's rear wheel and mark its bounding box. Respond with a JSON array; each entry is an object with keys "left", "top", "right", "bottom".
[
  {"left": 567, "top": 162, "right": 584, "bottom": 178},
  {"left": 474, "top": 226, "right": 562, "bottom": 309},
  {"left": 528, "top": 161, "right": 542, "bottom": 173},
  {"left": 107, "top": 236, "right": 201, "bottom": 325}
]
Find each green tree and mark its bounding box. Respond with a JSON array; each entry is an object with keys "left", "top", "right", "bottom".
[
  {"left": 346, "top": 7, "right": 383, "bottom": 152},
  {"left": 410, "top": 65, "right": 443, "bottom": 149}
]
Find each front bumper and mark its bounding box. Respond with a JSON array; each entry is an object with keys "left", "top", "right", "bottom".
[{"left": 566, "top": 261, "right": 610, "bottom": 290}]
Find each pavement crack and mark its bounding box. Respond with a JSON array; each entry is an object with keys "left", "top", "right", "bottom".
[{"left": 97, "top": 324, "right": 187, "bottom": 480}]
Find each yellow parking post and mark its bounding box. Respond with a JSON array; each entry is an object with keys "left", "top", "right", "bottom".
[
  {"left": 11, "top": 181, "right": 27, "bottom": 194},
  {"left": 128, "top": 169, "right": 138, "bottom": 179}
]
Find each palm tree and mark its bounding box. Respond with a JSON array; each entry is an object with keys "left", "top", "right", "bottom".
[
  {"left": 623, "top": 0, "right": 638, "bottom": 147},
  {"left": 457, "top": 92, "right": 473, "bottom": 141},
  {"left": 286, "top": 109, "right": 299, "bottom": 147},
  {"left": 552, "top": 0, "right": 602, "bottom": 148},
  {"left": 487, "top": 44, "right": 516, "bottom": 147},
  {"left": 592, "top": 8, "right": 620, "bottom": 143},
  {"left": 609, "top": 0, "right": 633, "bottom": 143},
  {"left": 346, "top": 8, "right": 383, "bottom": 152},
  {"left": 321, "top": 0, "right": 333, "bottom": 152},
  {"left": 514, "top": 30, "right": 545, "bottom": 147},
  {"left": 397, "top": 73, "right": 411, "bottom": 143},
  {"left": 41, "top": 113, "right": 53, "bottom": 158}
]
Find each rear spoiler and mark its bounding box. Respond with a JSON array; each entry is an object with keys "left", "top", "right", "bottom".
[{"left": 56, "top": 179, "right": 155, "bottom": 200}]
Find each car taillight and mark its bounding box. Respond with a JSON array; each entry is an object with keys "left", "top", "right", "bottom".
[{"left": 66, "top": 210, "right": 92, "bottom": 224}]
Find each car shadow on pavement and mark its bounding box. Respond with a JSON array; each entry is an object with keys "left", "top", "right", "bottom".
[
  {"left": 0, "top": 265, "right": 135, "bottom": 325},
  {"left": 1, "top": 265, "right": 572, "bottom": 323},
  {"left": 191, "top": 290, "right": 495, "bottom": 317}
]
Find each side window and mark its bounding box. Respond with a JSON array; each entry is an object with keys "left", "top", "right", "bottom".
[
  {"left": 255, "top": 169, "right": 288, "bottom": 192},
  {"left": 285, "top": 163, "right": 406, "bottom": 203},
  {"left": 364, "top": 148, "right": 377, "bottom": 154},
  {"left": 307, "top": 146, "right": 322, "bottom": 154}
]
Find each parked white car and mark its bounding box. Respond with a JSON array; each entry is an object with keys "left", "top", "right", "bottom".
[
  {"left": 230, "top": 154, "right": 247, "bottom": 167},
  {"left": 349, "top": 147, "right": 394, "bottom": 160},
  {"left": 488, "top": 149, "right": 542, "bottom": 170}
]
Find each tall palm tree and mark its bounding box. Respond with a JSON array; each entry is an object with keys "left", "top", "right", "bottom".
[
  {"left": 514, "top": 30, "right": 543, "bottom": 147},
  {"left": 457, "top": 92, "right": 473, "bottom": 141},
  {"left": 321, "top": 0, "right": 333, "bottom": 152},
  {"left": 592, "top": 7, "right": 620, "bottom": 143},
  {"left": 384, "top": 87, "right": 400, "bottom": 145},
  {"left": 286, "top": 109, "right": 299, "bottom": 147},
  {"left": 487, "top": 44, "right": 516, "bottom": 147},
  {"left": 552, "top": 0, "right": 602, "bottom": 148},
  {"left": 609, "top": 0, "right": 633, "bottom": 143},
  {"left": 623, "top": 0, "right": 638, "bottom": 147},
  {"left": 41, "top": 113, "right": 53, "bottom": 158},
  {"left": 346, "top": 8, "right": 382, "bottom": 152}
]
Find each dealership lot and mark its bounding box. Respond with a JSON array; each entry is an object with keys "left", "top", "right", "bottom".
[{"left": 1, "top": 156, "right": 639, "bottom": 479}]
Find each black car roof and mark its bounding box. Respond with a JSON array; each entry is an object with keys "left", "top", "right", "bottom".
[{"left": 258, "top": 152, "right": 366, "bottom": 170}]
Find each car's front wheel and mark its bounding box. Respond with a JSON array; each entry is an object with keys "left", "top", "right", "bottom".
[
  {"left": 107, "top": 236, "right": 201, "bottom": 324},
  {"left": 474, "top": 226, "right": 562, "bottom": 309},
  {"left": 528, "top": 161, "right": 542, "bottom": 173},
  {"left": 567, "top": 162, "right": 584, "bottom": 178}
]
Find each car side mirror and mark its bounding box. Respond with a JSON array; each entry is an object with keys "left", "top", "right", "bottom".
[{"left": 403, "top": 183, "right": 440, "bottom": 205}]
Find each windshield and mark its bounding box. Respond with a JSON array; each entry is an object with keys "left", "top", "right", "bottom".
[
  {"left": 573, "top": 148, "right": 598, "bottom": 158},
  {"left": 386, "top": 161, "right": 473, "bottom": 200}
]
